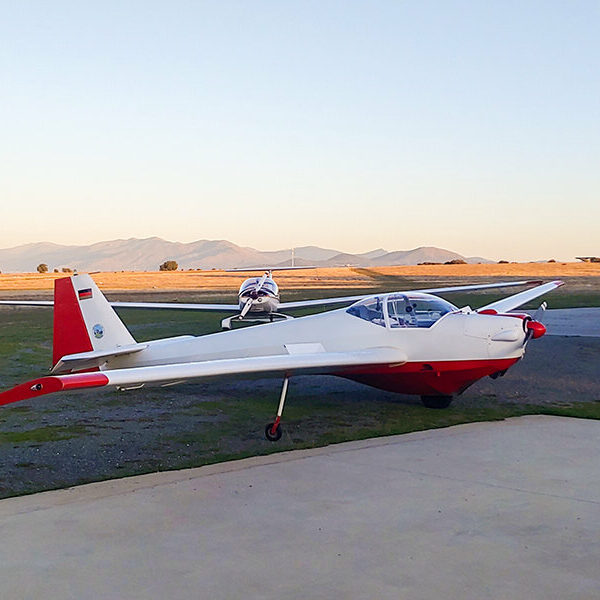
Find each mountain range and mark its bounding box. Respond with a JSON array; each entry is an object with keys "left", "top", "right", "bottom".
[{"left": 0, "top": 238, "right": 490, "bottom": 272}]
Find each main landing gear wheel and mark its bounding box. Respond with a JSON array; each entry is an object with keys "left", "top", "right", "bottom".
[
  {"left": 421, "top": 395, "right": 453, "bottom": 409},
  {"left": 265, "top": 422, "right": 282, "bottom": 442},
  {"left": 264, "top": 376, "right": 290, "bottom": 442}
]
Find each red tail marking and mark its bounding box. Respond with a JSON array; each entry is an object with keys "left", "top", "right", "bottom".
[
  {"left": 0, "top": 373, "right": 109, "bottom": 407},
  {"left": 53, "top": 277, "right": 93, "bottom": 366}
]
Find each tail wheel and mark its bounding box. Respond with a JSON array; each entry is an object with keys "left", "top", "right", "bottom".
[{"left": 421, "top": 395, "right": 453, "bottom": 409}]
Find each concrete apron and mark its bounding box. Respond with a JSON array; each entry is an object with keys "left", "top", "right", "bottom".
[{"left": 0, "top": 415, "right": 599, "bottom": 600}]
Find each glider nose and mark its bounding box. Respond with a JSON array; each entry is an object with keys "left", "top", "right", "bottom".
[{"left": 526, "top": 320, "right": 546, "bottom": 339}]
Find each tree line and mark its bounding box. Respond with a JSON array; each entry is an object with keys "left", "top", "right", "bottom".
[{"left": 33, "top": 261, "right": 180, "bottom": 272}]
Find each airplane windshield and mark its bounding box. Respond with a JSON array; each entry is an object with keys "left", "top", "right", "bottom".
[
  {"left": 239, "top": 278, "right": 279, "bottom": 296},
  {"left": 387, "top": 294, "right": 456, "bottom": 328},
  {"left": 261, "top": 280, "right": 279, "bottom": 295},
  {"left": 346, "top": 294, "right": 456, "bottom": 328},
  {"left": 346, "top": 297, "right": 386, "bottom": 327}
]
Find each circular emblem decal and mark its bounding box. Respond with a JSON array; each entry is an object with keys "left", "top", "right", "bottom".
[{"left": 93, "top": 324, "right": 104, "bottom": 339}]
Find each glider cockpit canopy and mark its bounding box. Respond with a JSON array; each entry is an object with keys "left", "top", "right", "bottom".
[{"left": 346, "top": 293, "right": 457, "bottom": 329}]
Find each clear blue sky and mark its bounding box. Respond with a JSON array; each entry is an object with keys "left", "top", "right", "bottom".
[{"left": 1, "top": 1, "right": 598, "bottom": 260}]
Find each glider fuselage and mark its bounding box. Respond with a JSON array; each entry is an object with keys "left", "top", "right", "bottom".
[{"left": 106, "top": 297, "right": 528, "bottom": 396}]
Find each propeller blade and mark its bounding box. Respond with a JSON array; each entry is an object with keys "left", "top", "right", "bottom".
[
  {"left": 255, "top": 271, "right": 269, "bottom": 293},
  {"left": 240, "top": 298, "right": 254, "bottom": 318},
  {"left": 533, "top": 301, "right": 547, "bottom": 323}
]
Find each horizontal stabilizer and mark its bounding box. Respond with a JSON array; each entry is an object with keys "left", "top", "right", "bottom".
[{"left": 51, "top": 343, "right": 149, "bottom": 374}]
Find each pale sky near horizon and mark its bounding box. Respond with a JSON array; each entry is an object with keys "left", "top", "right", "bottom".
[{"left": 1, "top": 1, "right": 598, "bottom": 261}]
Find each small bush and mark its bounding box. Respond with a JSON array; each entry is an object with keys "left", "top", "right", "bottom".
[
  {"left": 159, "top": 260, "right": 178, "bottom": 271},
  {"left": 37, "top": 263, "right": 48, "bottom": 273}
]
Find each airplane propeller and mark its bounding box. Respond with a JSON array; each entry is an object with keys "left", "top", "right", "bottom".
[
  {"left": 524, "top": 301, "right": 548, "bottom": 345},
  {"left": 239, "top": 271, "right": 270, "bottom": 319}
]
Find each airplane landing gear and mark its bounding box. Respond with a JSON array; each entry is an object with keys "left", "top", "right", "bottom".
[
  {"left": 421, "top": 395, "right": 453, "bottom": 409},
  {"left": 265, "top": 376, "right": 289, "bottom": 442},
  {"left": 265, "top": 422, "right": 283, "bottom": 441}
]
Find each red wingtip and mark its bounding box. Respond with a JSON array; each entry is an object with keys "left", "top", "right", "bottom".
[{"left": 0, "top": 373, "right": 109, "bottom": 407}]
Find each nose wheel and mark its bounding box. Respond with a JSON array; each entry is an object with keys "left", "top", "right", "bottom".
[{"left": 265, "top": 376, "right": 289, "bottom": 442}]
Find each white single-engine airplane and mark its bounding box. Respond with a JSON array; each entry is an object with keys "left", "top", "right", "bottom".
[
  {"left": 0, "top": 275, "right": 562, "bottom": 440},
  {"left": 220, "top": 266, "right": 322, "bottom": 329}
]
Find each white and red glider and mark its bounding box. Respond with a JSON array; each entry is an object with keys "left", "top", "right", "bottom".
[{"left": 0, "top": 275, "right": 562, "bottom": 440}]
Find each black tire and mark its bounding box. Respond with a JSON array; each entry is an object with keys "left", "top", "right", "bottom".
[
  {"left": 421, "top": 395, "right": 453, "bottom": 409},
  {"left": 265, "top": 422, "right": 283, "bottom": 442}
]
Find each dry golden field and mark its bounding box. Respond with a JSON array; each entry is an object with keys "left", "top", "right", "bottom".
[{"left": 0, "top": 262, "right": 598, "bottom": 291}]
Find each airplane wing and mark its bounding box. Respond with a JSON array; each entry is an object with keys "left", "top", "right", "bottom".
[
  {"left": 279, "top": 295, "right": 371, "bottom": 309},
  {"left": 226, "top": 266, "right": 317, "bottom": 272},
  {"left": 0, "top": 299, "right": 240, "bottom": 311},
  {"left": 0, "top": 347, "right": 406, "bottom": 407},
  {"left": 278, "top": 280, "right": 543, "bottom": 310},
  {"left": 109, "top": 302, "right": 239, "bottom": 311},
  {"left": 0, "top": 279, "right": 543, "bottom": 312},
  {"left": 0, "top": 300, "right": 54, "bottom": 307},
  {"left": 477, "top": 280, "right": 564, "bottom": 313}
]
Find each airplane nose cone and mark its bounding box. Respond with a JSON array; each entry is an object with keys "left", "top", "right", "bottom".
[{"left": 526, "top": 320, "right": 546, "bottom": 339}]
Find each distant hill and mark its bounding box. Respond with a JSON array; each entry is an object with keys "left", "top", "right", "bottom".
[{"left": 0, "top": 238, "right": 492, "bottom": 272}]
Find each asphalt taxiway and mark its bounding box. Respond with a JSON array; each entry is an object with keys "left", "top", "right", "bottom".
[
  {"left": 0, "top": 415, "right": 598, "bottom": 599},
  {"left": 544, "top": 307, "right": 600, "bottom": 337}
]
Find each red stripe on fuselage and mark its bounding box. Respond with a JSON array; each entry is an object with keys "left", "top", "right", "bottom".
[
  {"left": 336, "top": 358, "right": 520, "bottom": 396},
  {"left": 53, "top": 277, "right": 93, "bottom": 366}
]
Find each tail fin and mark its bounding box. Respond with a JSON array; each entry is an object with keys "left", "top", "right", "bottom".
[{"left": 53, "top": 275, "right": 136, "bottom": 366}]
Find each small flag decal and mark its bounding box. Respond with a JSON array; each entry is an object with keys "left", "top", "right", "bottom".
[{"left": 78, "top": 288, "right": 93, "bottom": 300}]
